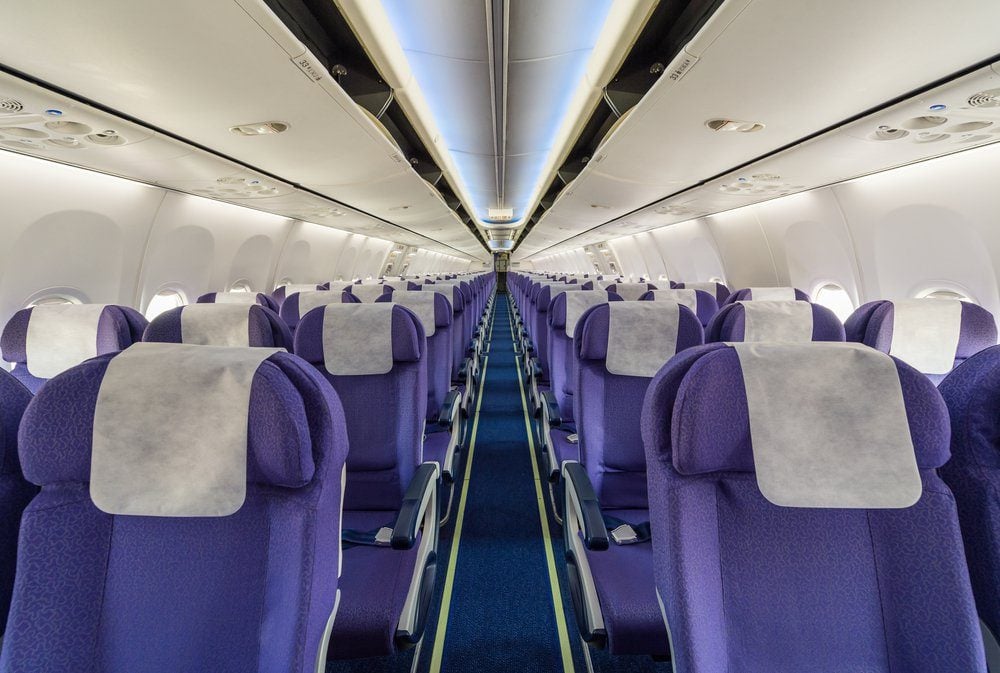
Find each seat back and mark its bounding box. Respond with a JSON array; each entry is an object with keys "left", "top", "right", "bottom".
[
  {"left": 1, "top": 346, "right": 349, "bottom": 673},
  {"left": 574, "top": 302, "right": 703, "bottom": 508},
  {"left": 197, "top": 291, "right": 279, "bottom": 313},
  {"left": 278, "top": 290, "right": 343, "bottom": 332},
  {"left": 271, "top": 283, "right": 329, "bottom": 309},
  {"left": 0, "top": 370, "right": 36, "bottom": 636},
  {"left": 641, "top": 342, "right": 984, "bottom": 673},
  {"left": 845, "top": 299, "right": 996, "bottom": 383},
  {"left": 293, "top": 304, "right": 427, "bottom": 511},
  {"left": 377, "top": 291, "right": 452, "bottom": 419},
  {"left": 344, "top": 284, "right": 393, "bottom": 303},
  {"left": 706, "top": 300, "right": 845, "bottom": 342},
  {"left": 673, "top": 281, "right": 731, "bottom": 305},
  {"left": 722, "top": 286, "right": 809, "bottom": 305},
  {"left": 639, "top": 288, "right": 719, "bottom": 326},
  {"left": 422, "top": 284, "right": 467, "bottom": 381},
  {"left": 1, "top": 304, "right": 148, "bottom": 394},
  {"left": 144, "top": 304, "right": 293, "bottom": 349},
  {"left": 534, "top": 284, "right": 582, "bottom": 379},
  {"left": 604, "top": 282, "right": 657, "bottom": 301},
  {"left": 938, "top": 345, "right": 1000, "bottom": 657}
]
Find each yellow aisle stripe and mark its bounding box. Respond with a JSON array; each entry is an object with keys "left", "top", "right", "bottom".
[
  {"left": 511, "top": 314, "right": 576, "bottom": 673},
  {"left": 427, "top": 305, "right": 494, "bottom": 673}
]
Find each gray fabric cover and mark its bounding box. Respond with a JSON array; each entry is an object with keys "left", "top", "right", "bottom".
[
  {"left": 565, "top": 291, "right": 610, "bottom": 335},
  {"left": 742, "top": 300, "right": 814, "bottom": 342},
  {"left": 297, "top": 291, "right": 341, "bottom": 316},
  {"left": 889, "top": 299, "right": 963, "bottom": 375},
  {"left": 613, "top": 283, "right": 650, "bottom": 301},
  {"left": 349, "top": 285, "right": 389, "bottom": 303},
  {"left": 606, "top": 302, "right": 680, "bottom": 377},
  {"left": 733, "top": 342, "right": 920, "bottom": 508},
  {"left": 389, "top": 291, "right": 437, "bottom": 336},
  {"left": 180, "top": 304, "right": 252, "bottom": 347},
  {"left": 748, "top": 286, "right": 796, "bottom": 301},
  {"left": 25, "top": 304, "right": 108, "bottom": 378},
  {"left": 683, "top": 282, "right": 720, "bottom": 293},
  {"left": 214, "top": 292, "right": 257, "bottom": 305},
  {"left": 90, "top": 343, "right": 280, "bottom": 516},
  {"left": 282, "top": 283, "right": 319, "bottom": 295},
  {"left": 322, "top": 304, "right": 394, "bottom": 375},
  {"left": 382, "top": 281, "right": 410, "bottom": 292},
  {"left": 650, "top": 289, "right": 698, "bottom": 312}
]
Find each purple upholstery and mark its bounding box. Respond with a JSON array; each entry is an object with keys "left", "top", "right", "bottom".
[
  {"left": 938, "top": 345, "right": 1000, "bottom": 649},
  {"left": 705, "top": 302, "right": 845, "bottom": 343},
  {"left": 143, "top": 304, "right": 293, "bottom": 349},
  {"left": 722, "top": 287, "right": 809, "bottom": 305},
  {"left": 197, "top": 291, "right": 279, "bottom": 313},
  {"left": 674, "top": 281, "right": 730, "bottom": 305},
  {"left": 376, "top": 292, "right": 453, "bottom": 419},
  {"left": 278, "top": 292, "right": 350, "bottom": 332},
  {"left": 293, "top": 304, "right": 429, "bottom": 658},
  {"left": 639, "top": 289, "right": 719, "bottom": 327},
  {"left": 640, "top": 343, "right": 985, "bottom": 672},
  {"left": 0, "top": 371, "right": 35, "bottom": 636},
  {"left": 1, "top": 305, "right": 148, "bottom": 394},
  {"left": 2, "top": 350, "right": 349, "bottom": 673},
  {"left": 845, "top": 299, "right": 997, "bottom": 383},
  {"left": 416, "top": 284, "right": 466, "bottom": 382}
]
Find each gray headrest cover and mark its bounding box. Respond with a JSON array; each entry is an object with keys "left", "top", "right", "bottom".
[
  {"left": 180, "top": 304, "right": 253, "bottom": 347},
  {"left": 322, "top": 304, "right": 394, "bottom": 375},
  {"left": 215, "top": 292, "right": 257, "bottom": 305},
  {"left": 733, "top": 342, "right": 919, "bottom": 508},
  {"left": 606, "top": 302, "right": 680, "bottom": 377},
  {"left": 565, "top": 291, "right": 610, "bottom": 336},
  {"left": 748, "top": 287, "right": 796, "bottom": 301},
  {"left": 26, "top": 304, "right": 108, "bottom": 379},
  {"left": 889, "top": 299, "right": 963, "bottom": 375},
  {"left": 297, "top": 291, "right": 341, "bottom": 317},
  {"left": 613, "top": 283, "right": 650, "bottom": 301},
  {"left": 741, "top": 300, "right": 813, "bottom": 342},
  {"left": 682, "top": 282, "right": 719, "bottom": 294},
  {"left": 349, "top": 284, "right": 389, "bottom": 303},
  {"left": 382, "top": 281, "right": 410, "bottom": 291},
  {"left": 90, "top": 343, "right": 280, "bottom": 516},
  {"left": 283, "top": 284, "right": 319, "bottom": 295},
  {"left": 651, "top": 289, "right": 698, "bottom": 312},
  {"left": 391, "top": 291, "right": 437, "bottom": 336}
]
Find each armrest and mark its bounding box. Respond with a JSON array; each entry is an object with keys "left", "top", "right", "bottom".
[
  {"left": 530, "top": 357, "right": 542, "bottom": 378},
  {"left": 562, "top": 462, "right": 609, "bottom": 551},
  {"left": 437, "top": 389, "right": 462, "bottom": 427},
  {"left": 540, "top": 391, "right": 561, "bottom": 427},
  {"left": 391, "top": 463, "right": 439, "bottom": 550}
]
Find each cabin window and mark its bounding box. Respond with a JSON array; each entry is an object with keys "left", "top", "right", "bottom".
[
  {"left": 144, "top": 289, "right": 186, "bottom": 320},
  {"left": 229, "top": 280, "right": 253, "bottom": 293},
  {"left": 919, "top": 288, "right": 973, "bottom": 302},
  {"left": 709, "top": 276, "right": 725, "bottom": 285},
  {"left": 27, "top": 293, "right": 82, "bottom": 308},
  {"left": 812, "top": 283, "right": 855, "bottom": 322}
]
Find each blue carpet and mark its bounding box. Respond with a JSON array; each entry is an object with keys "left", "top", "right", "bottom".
[{"left": 329, "top": 296, "right": 670, "bottom": 672}]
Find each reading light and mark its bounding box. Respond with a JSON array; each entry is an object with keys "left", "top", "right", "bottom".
[
  {"left": 705, "top": 118, "right": 765, "bottom": 133},
  {"left": 229, "top": 121, "right": 290, "bottom": 136}
]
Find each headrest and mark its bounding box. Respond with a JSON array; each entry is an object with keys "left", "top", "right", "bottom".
[
  {"left": 537, "top": 284, "right": 582, "bottom": 310},
  {"left": 1, "top": 304, "right": 147, "bottom": 379},
  {"left": 424, "top": 284, "right": 465, "bottom": 312},
  {"left": 347, "top": 284, "right": 391, "bottom": 303},
  {"left": 293, "top": 304, "right": 424, "bottom": 375},
  {"left": 0, "top": 369, "right": 32, "bottom": 477},
  {"left": 549, "top": 290, "right": 622, "bottom": 336},
  {"left": 724, "top": 287, "right": 809, "bottom": 305},
  {"left": 382, "top": 280, "right": 410, "bottom": 292},
  {"left": 144, "top": 304, "right": 293, "bottom": 349},
  {"left": 198, "top": 291, "right": 277, "bottom": 312},
  {"left": 708, "top": 302, "right": 845, "bottom": 343},
  {"left": 646, "top": 343, "right": 945, "bottom": 508},
  {"left": 279, "top": 291, "right": 341, "bottom": 327},
  {"left": 606, "top": 283, "right": 656, "bottom": 301},
  {"left": 376, "top": 290, "right": 450, "bottom": 336},
  {"left": 642, "top": 289, "right": 720, "bottom": 327},
  {"left": 849, "top": 299, "right": 997, "bottom": 376},
  {"left": 577, "top": 302, "right": 704, "bottom": 377},
  {"left": 19, "top": 346, "right": 337, "bottom": 506}
]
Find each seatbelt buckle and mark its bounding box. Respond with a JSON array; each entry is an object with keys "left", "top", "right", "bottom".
[
  {"left": 375, "top": 527, "right": 394, "bottom": 546},
  {"left": 610, "top": 524, "right": 638, "bottom": 545}
]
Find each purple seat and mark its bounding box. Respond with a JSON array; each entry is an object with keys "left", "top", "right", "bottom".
[
  {"left": 562, "top": 301, "right": 703, "bottom": 655},
  {"left": 344, "top": 284, "right": 394, "bottom": 303},
  {"left": 420, "top": 284, "right": 475, "bottom": 411},
  {"left": 604, "top": 282, "right": 657, "bottom": 301},
  {"left": 278, "top": 290, "right": 345, "bottom": 332},
  {"left": 0, "top": 371, "right": 35, "bottom": 637},
  {"left": 293, "top": 303, "right": 439, "bottom": 659},
  {"left": 722, "top": 286, "right": 809, "bottom": 305},
  {"left": 197, "top": 291, "right": 279, "bottom": 313},
  {"left": 706, "top": 301, "right": 845, "bottom": 342},
  {"left": 673, "top": 281, "right": 731, "bottom": 305},
  {"left": 641, "top": 342, "right": 986, "bottom": 672},
  {"left": 0, "top": 347, "right": 349, "bottom": 673},
  {"left": 845, "top": 299, "right": 997, "bottom": 384},
  {"left": 639, "top": 288, "right": 719, "bottom": 327},
  {"left": 938, "top": 345, "right": 1000, "bottom": 667},
  {"left": 271, "top": 283, "right": 329, "bottom": 309},
  {"left": 143, "top": 304, "right": 293, "bottom": 349},
  {"left": 1, "top": 304, "right": 147, "bottom": 394}
]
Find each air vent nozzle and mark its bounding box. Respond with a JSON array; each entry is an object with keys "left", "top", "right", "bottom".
[
  {"left": 0, "top": 97, "right": 23, "bottom": 114},
  {"left": 968, "top": 88, "right": 1000, "bottom": 108}
]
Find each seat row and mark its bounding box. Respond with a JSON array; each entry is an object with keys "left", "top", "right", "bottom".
[
  {"left": 507, "top": 270, "right": 1000, "bottom": 671},
  {"left": 0, "top": 273, "right": 494, "bottom": 672}
]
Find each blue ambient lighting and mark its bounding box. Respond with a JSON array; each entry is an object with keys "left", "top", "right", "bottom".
[
  {"left": 43, "top": 109, "right": 63, "bottom": 116},
  {"left": 929, "top": 104, "right": 947, "bottom": 111}
]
